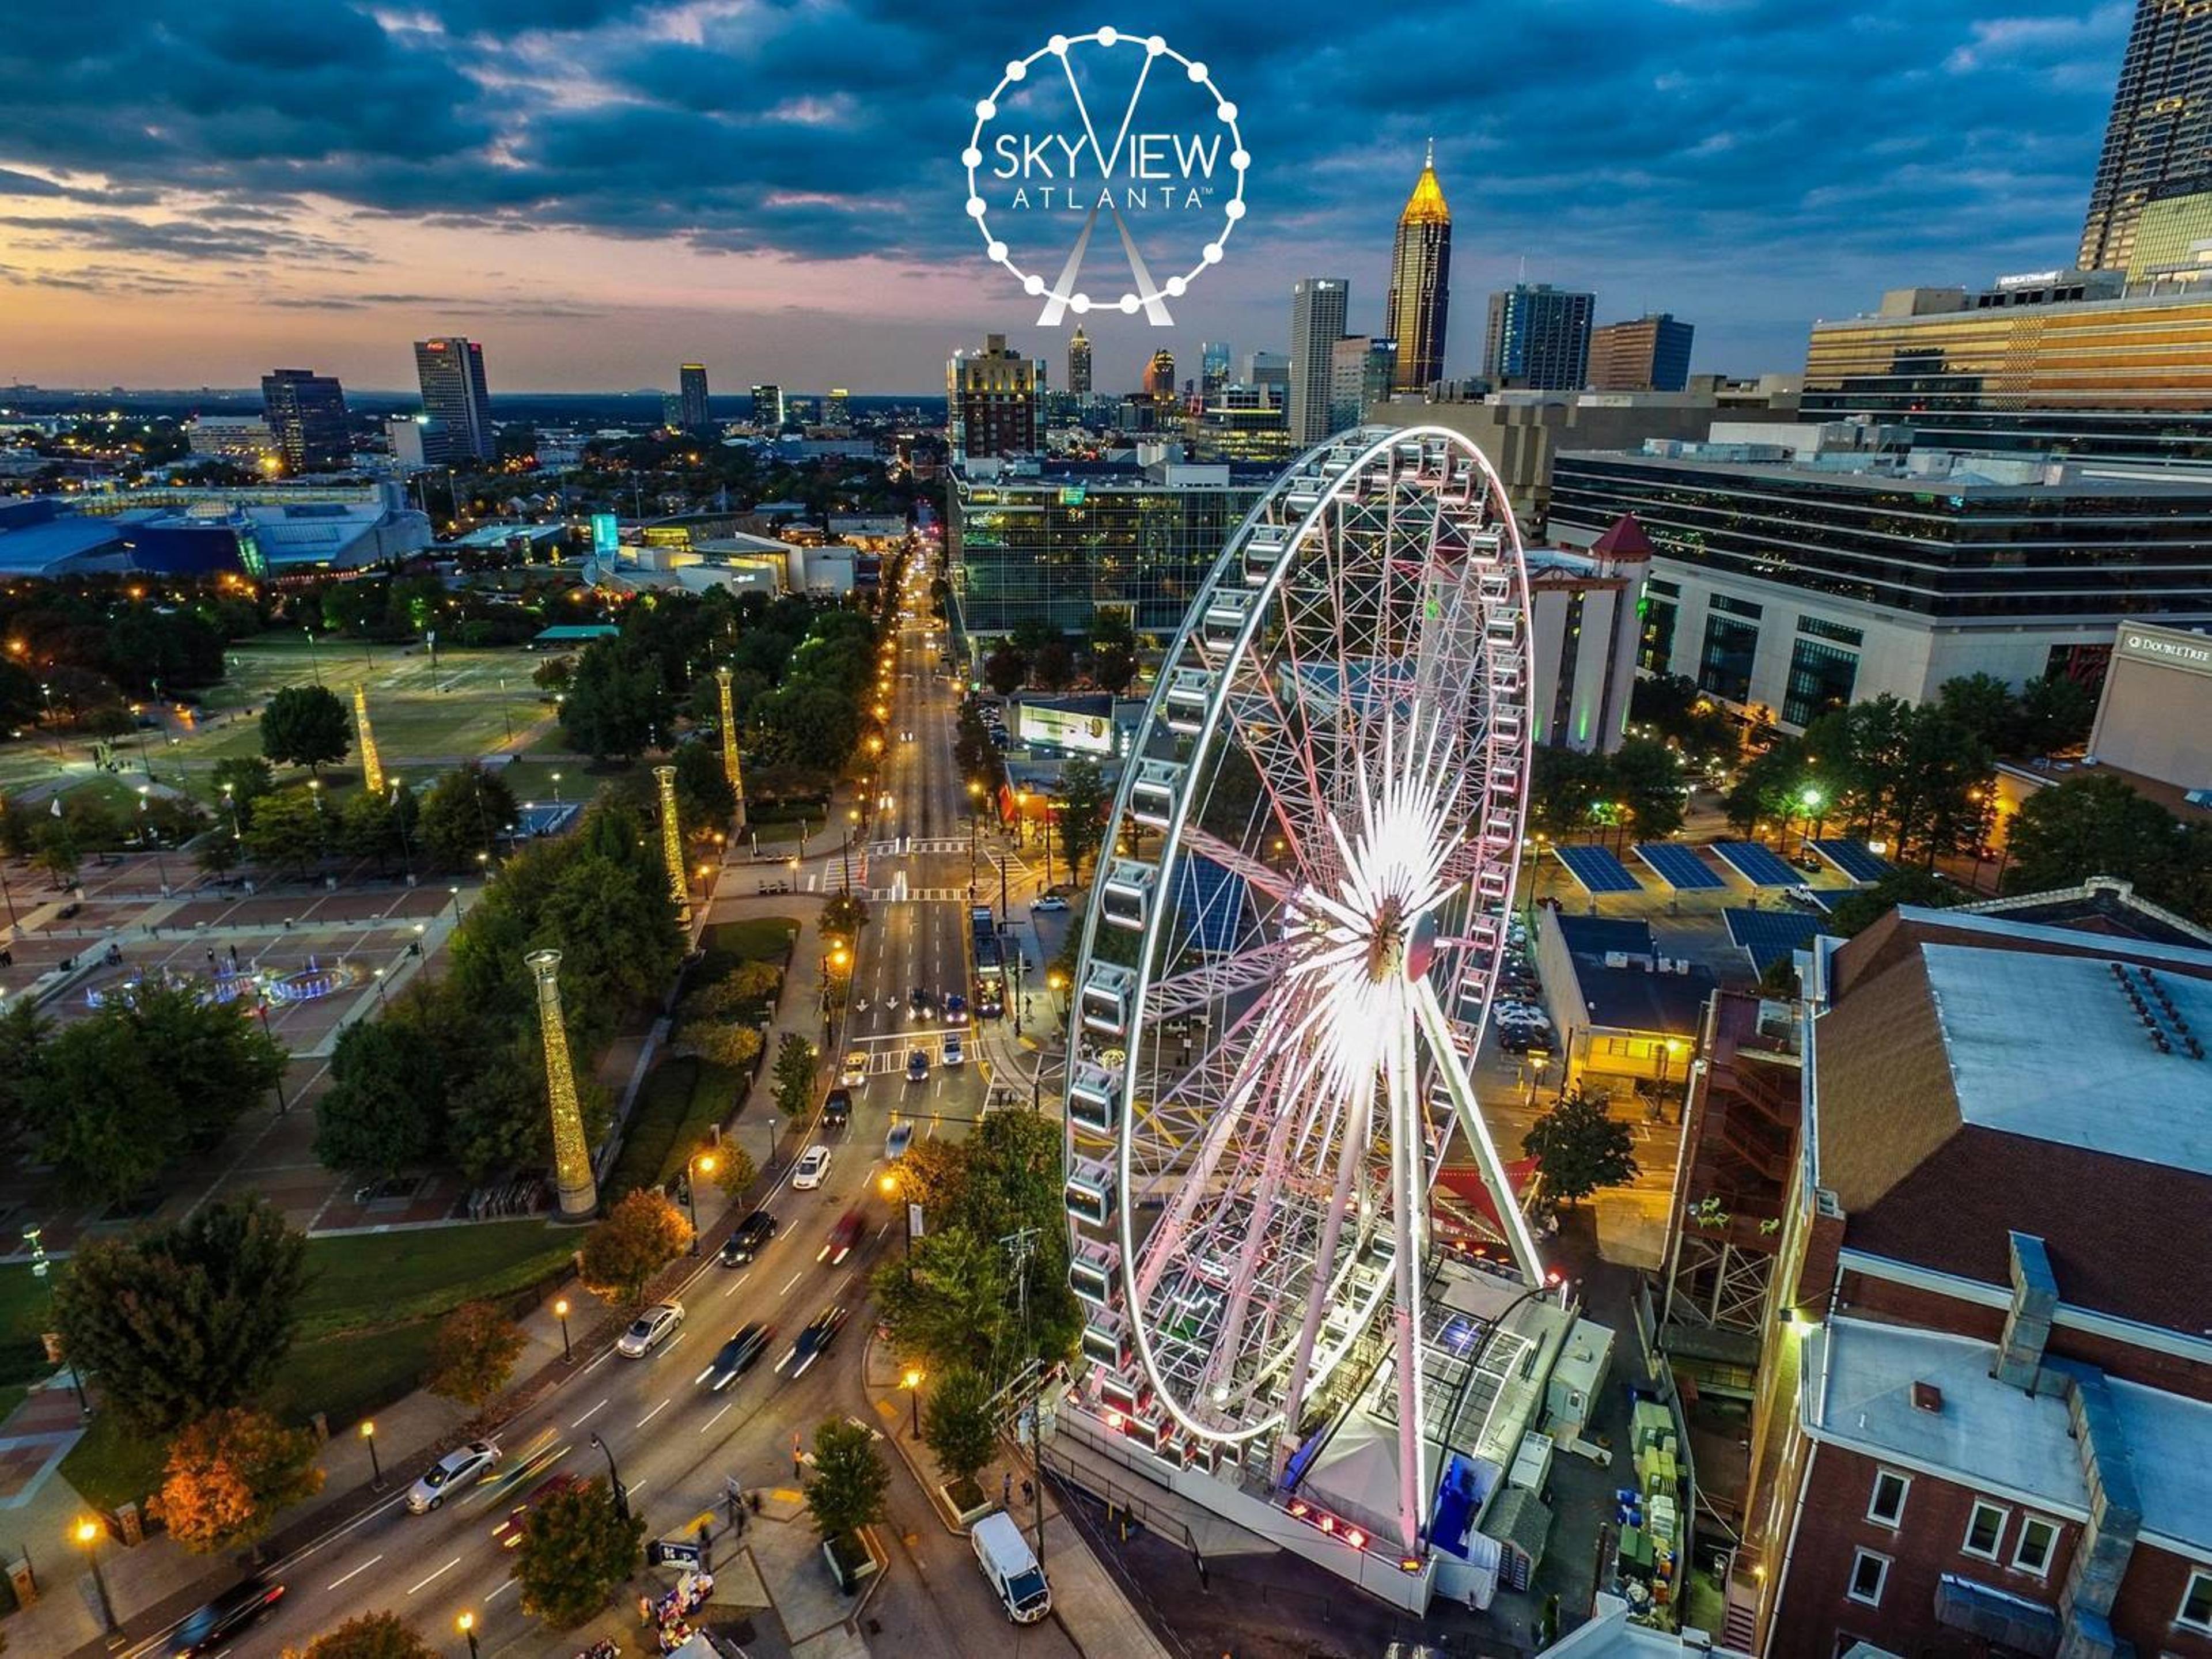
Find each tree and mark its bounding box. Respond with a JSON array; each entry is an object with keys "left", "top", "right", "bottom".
[
  {"left": 2015, "top": 672, "right": 2095, "bottom": 756},
  {"left": 211, "top": 755, "right": 277, "bottom": 826},
  {"left": 560, "top": 644, "right": 666, "bottom": 760},
  {"left": 313, "top": 1016, "right": 444, "bottom": 1177},
  {"left": 873, "top": 1226, "right": 1013, "bottom": 1376},
  {"left": 0, "top": 999, "right": 48, "bottom": 1157},
  {"left": 1606, "top": 737, "right": 1688, "bottom": 842},
  {"left": 921, "top": 1365, "right": 998, "bottom": 1485},
  {"left": 418, "top": 763, "right": 519, "bottom": 870},
  {"left": 805, "top": 1418, "right": 891, "bottom": 1540},
  {"left": 578, "top": 1190, "right": 691, "bottom": 1304},
  {"left": 671, "top": 1020, "right": 763, "bottom": 1071},
  {"left": 679, "top": 961, "right": 782, "bottom": 1023},
  {"left": 1528, "top": 745, "right": 1612, "bottom": 840},
  {"left": 512, "top": 1476, "right": 646, "bottom": 1630},
  {"left": 710, "top": 1144, "right": 759, "bottom": 1201},
  {"left": 1628, "top": 675, "right": 1735, "bottom": 765},
  {"left": 1031, "top": 639, "right": 1075, "bottom": 690},
  {"left": 822, "top": 891, "right": 869, "bottom": 940},
  {"left": 154, "top": 1406, "right": 325, "bottom": 1554},
  {"left": 1056, "top": 757, "right": 1108, "bottom": 884},
  {"left": 1522, "top": 1088, "right": 1639, "bottom": 1211},
  {"left": 424, "top": 1301, "right": 528, "bottom": 1409},
  {"left": 1936, "top": 672, "right": 2018, "bottom": 755},
  {"left": 1089, "top": 640, "right": 1137, "bottom": 696},
  {"left": 54, "top": 1199, "right": 309, "bottom": 1434},
  {"left": 532, "top": 656, "right": 575, "bottom": 695},
  {"left": 672, "top": 732, "right": 737, "bottom": 827},
  {"left": 242, "top": 788, "right": 327, "bottom": 874},
  {"left": 983, "top": 642, "right": 1027, "bottom": 697},
  {"left": 2004, "top": 775, "right": 2187, "bottom": 899},
  {"left": 35, "top": 820, "right": 79, "bottom": 887},
  {"left": 1822, "top": 866, "right": 1963, "bottom": 937},
  {"left": 296, "top": 1611, "right": 438, "bottom": 1659},
  {"left": 260, "top": 684, "right": 351, "bottom": 774},
  {"left": 772, "top": 1032, "right": 816, "bottom": 1115}
]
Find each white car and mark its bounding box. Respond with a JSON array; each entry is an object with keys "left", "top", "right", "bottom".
[
  {"left": 617, "top": 1301, "right": 685, "bottom": 1358},
  {"left": 1031, "top": 895, "right": 1070, "bottom": 912},
  {"left": 943, "top": 1033, "right": 965, "bottom": 1068},
  {"left": 406, "top": 1440, "right": 500, "bottom": 1513},
  {"left": 840, "top": 1051, "right": 870, "bottom": 1088},
  {"left": 793, "top": 1145, "right": 833, "bottom": 1190}
]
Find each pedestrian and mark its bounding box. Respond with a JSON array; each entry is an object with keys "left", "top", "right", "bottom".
[
  {"left": 793, "top": 1435, "right": 805, "bottom": 1479},
  {"left": 1002, "top": 1471, "right": 1013, "bottom": 1508},
  {"left": 1021, "top": 1478, "right": 1034, "bottom": 1506}
]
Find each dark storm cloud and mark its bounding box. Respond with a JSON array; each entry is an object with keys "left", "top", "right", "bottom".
[
  {"left": 0, "top": 213, "right": 370, "bottom": 266},
  {"left": 0, "top": 0, "right": 2131, "bottom": 359}
]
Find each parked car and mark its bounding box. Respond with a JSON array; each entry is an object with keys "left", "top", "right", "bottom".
[
  {"left": 819, "top": 1210, "right": 865, "bottom": 1266},
  {"left": 406, "top": 1440, "right": 501, "bottom": 1513},
  {"left": 823, "top": 1087, "right": 853, "bottom": 1129},
  {"left": 1793, "top": 852, "right": 1823, "bottom": 873},
  {"left": 720, "top": 1210, "right": 778, "bottom": 1266},
  {"left": 906, "top": 1048, "right": 929, "bottom": 1082},
  {"left": 793, "top": 1145, "right": 832, "bottom": 1190},
  {"left": 777, "top": 1304, "right": 851, "bottom": 1377},
  {"left": 840, "top": 1051, "right": 870, "bottom": 1088},
  {"left": 972, "top": 1511, "right": 1052, "bottom": 1623},
  {"left": 1031, "top": 894, "right": 1069, "bottom": 912},
  {"left": 617, "top": 1301, "right": 685, "bottom": 1358},
  {"left": 491, "top": 1472, "right": 581, "bottom": 1548},
  {"left": 171, "top": 1577, "right": 288, "bottom": 1655},
  {"left": 943, "top": 1033, "right": 965, "bottom": 1068},
  {"left": 695, "top": 1323, "right": 773, "bottom": 1391}
]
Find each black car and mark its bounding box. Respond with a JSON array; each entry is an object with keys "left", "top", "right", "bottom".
[
  {"left": 720, "top": 1210, "right": 778, "bottom": 1267},
  {"left": 823, "top": 1088, "right": 853, "bottom": 1130},
  {"left": 777, "top": 1304, "right": 852, "bottom": 1378},
  {"left": 696, "top": 1323, "right": 774, "bottom": 1391},
  {"left": 172, "top": 1577, "right": 287, "bottom": 1656}
]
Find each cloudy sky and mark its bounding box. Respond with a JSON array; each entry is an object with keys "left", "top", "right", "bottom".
[{"left": 0, "top": 1, "right": 2133, "bottom": 395}]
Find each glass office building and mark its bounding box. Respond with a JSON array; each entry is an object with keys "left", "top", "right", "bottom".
[{"left": 949, "top": 465, "right": 1269, "bottom": 639}]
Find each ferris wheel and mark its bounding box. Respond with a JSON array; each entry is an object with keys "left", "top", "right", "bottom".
[{"left": 1061, "top": 426, "right": 1543, "bottom": 1555}]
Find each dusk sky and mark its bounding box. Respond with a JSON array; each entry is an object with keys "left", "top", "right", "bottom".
[{"left": 0, "top": 1, "right": 2132, "bottom": 395}]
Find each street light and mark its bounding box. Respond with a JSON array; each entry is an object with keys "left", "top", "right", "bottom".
[
  {"left": 588, "top": 1432, "right": 631, "bottom": 1522},
  {"left": 685, "top": 1151, "right": 717, "bottom": 1252},
  {"left": 554, "top": 1297, "right": 572, "bottom": 1362},
  {"left": 901, "top": 1366, "right": 925, "bottom": 1437},
  {"left": 73, "top": 1517, "right": 121, "bottom": 1646},
  {"left": 361, "top": 1419, "right": 384, "bottom": 1489},
  {"left": 552, "top": 771, "right": 563, "bottom": 805},
  {"left": 457, "top": 1610, "right": 480, "bottom": 1659}
]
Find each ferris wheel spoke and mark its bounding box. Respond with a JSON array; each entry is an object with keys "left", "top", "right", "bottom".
[{"left": 1413, "top": 973, "right": 1545, "bottom": 1283}]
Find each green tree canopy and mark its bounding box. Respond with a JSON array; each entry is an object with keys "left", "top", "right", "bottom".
[
  {"left": 772, "top": 1032, "right": 816, "bottom": 1116},
  {"left": 983, "top": 642, "right": 1026, "bottom": 697},
  {"left": 241, "top": 787, "right": 327, "bottom": 874},
  {"left": 805, "top": 1418, "right": 891, "bottom": 1540},
  {"left": 920, "top": 1366, "right": 999, "bottom": 1486},
  {"left": 300, "top": 1611, "right": 439, "bottom": 1659},
  {"left": 260, "top": 684, "right": 351, "bottom": 774},
  {"left": 1056, "top": 757, "right": 1108, "bottom": 885},
  {"left": 418, "top": 763, "right": 519, "bottom": 870},
  {"left": 513, "top": 1476, "right": 646, "bottom": 1629},
  {"left": 54, "top": 1198, "right": 309, "bottom": 1434},
  {"left": 1522, "top": 1088, "right": 1639, "bottom": 1211},
  {"left": 1607, "top": 736, "right": 1688, "bottom": 842},
  {"left": 2003, "top": 774, "right": 2196, "bottom": 907}
]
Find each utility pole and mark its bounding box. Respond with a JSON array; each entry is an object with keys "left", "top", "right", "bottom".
[{"left": 1000, "top": 1226, "right": 1044, "bottom": 1562}]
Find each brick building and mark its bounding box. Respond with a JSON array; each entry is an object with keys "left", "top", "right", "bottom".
[{"left": 1734, "top": 903, "right": 2212, "bottom": 1658}]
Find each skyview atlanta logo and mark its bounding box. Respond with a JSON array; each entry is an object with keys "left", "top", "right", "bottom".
[{"left": 962, "top": 29, "right": 1249, "bottom": 326}]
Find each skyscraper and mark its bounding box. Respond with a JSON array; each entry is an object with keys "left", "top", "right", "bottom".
[
  {"left": 1482, "top": 285, "right": 1594, "bottom": 391},
  {"left": 1067, "top": 327, "right": 1093, "bottom": 397},
  {"left": 412, "top": 337, "right": 494, "bottom": 465},
  {"left": 1328, "top": 336, "right": 1397, "bottom": 429},
  {"left": 751, "top": 384, "right": 785, "bottom": 429},
  {"left": 259, "top": 368, "right": 350, "bottom": 473},
  {"left": 1589, "top": 314, "right": 1695, "bottom": 392},
  {"left": 1144, "top": 349, "right": 1177, "bottom": 401},
  {"left": 1199, "top": 340, "right": 1232, "bottom": 395},
  {"left": 1289, "top": 278, "right": 1350, "bottom": 445},
  {"left": 947, "top": 334, "right": 1041, "bottom": 459},
  {"left": 826, "top": 388, "right": 851, "bottom": 429},
  {"left": 679, "top": 363, "right": 711, "bottom": 432},
  {"left": 1385, "top": 141, "right": 1452, "bottom": 392},
  {"left": 2079, "top": 1, "right": 2212, "bottom": 271}
]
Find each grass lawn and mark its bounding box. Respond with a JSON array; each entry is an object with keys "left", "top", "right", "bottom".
[
  {"left": 0, "top": 1266, "right": 58, "bottom": 1389},
  {"left": 702, "top": 916, "right": 802, "bottom": 976},
  {"left": 297, "top": 1221, "right": 572, "bottom": 1338}
]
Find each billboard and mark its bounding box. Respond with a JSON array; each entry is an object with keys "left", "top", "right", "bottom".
[
  {"left": 1016, "top": 703, "right": 1114, "bottom": 755},
  {"left": 590, "top": 513, "right": 619, "bottom": 558}
]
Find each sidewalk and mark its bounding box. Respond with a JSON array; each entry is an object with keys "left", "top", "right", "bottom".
[{"left": 858, "top": 1336, "right": 1171, "bottom": 1659}]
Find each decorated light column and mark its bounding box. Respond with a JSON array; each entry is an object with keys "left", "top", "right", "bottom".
[
  {"left": 354, "top": 684, "right": 384, "bottom": 798},
  {"left": 715, "top": 666, "right": 747, "bottom": 834},
  {"left": 528, "top": 949, "right": 596, "bottom": 1221},
  {"left": 654, "top": 764, "right": 691, "bottom": 924}
]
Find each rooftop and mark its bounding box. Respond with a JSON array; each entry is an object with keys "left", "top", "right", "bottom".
[
  {"left": 1809, "top": 1316, "right": 2212, "bottom": 1557},
  {"left": 1557, "top": 444, "right": 2212, "bottom": 499}
]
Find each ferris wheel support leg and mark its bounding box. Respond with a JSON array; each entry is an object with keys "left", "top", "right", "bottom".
[
  {"left": 1413, "top": 977, "right": 1547, "bottom": 1287},
  {"left": 1274, "top": 1087, "right": 1369, "bottom": 1483},
  {"left": 1387, "top": 1016, "right": 1429, "bottom": 1557}
]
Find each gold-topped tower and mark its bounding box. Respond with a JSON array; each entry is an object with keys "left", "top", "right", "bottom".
[{"left": 1386, "top": 139, "right": 1453, "bottom": 393}]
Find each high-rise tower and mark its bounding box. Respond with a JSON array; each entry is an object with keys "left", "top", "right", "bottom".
[
  {"left": 411, "top": 337, "right": 494, "bottom": 465},
  {"left": 679, "top": 363, "right": 711, "bottom": 432},
  {"left": 260, "top": 369, "right": 350, "bottom": 473},
  {"left": 1385, "top": 141, "right": 1452, "bottom": 393},
  {"left": 1289, "top": 278, "right": 1351, "bottom": 446},
  {"left": 2080, "top": 1, "right": 2212, "bottom": 272},
  {"left": 1067, "top": 327, "right": 1093, "bottom": 397}
]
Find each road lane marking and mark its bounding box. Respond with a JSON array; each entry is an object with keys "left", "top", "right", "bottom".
[
  {"left": 637, "top": 1398, "right": 669, "bottom": 1427},
  {"left": 702, "top": 1402, "right": 733, "bottom": 1433},
  {"left": 327, "top": 1554, "right": 382, "bottom": 1590},
  {"left": 779, "top": 1270, "right": 802, "bottom": 1295},
  {"left": 627, "top": 1479, "right": 650, "bottom": 1498},
  {"left": 489, "top": 1577, "right": 519, "bottom": 1601},
  {"left": 407, "top": 1556, "right": 461, "bottom": 1594},
  {"left": 572, "top": 1398, "right": 608, "bottom": 1427},
  {"left": 722, "top": 1270, "right": 752, "bottom": 1300}
]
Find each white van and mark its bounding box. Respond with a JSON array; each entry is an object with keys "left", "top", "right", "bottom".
[{"left": 971, "top": 1511, "right": 1051, "bottom": 1623}]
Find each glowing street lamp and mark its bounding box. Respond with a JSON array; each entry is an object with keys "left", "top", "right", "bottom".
[
  {"left": 458, "top": 1610, "right": 480, "bottom": 1659},
  {"left": 74, "top": 1518, "right": 121, "bottom": 1645},
  {"left": 900, "top": 1366, "right": 925, "bottom": 1435},
  {"left": 361, "top": 1419, "right": 384, "bottom": 1488},
  {"left": 685, "top": 1150, "right": 717, "bottom": 1251}
]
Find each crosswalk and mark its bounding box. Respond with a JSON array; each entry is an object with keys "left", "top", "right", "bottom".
[{"left": 866, "top": 837, "right": 972, "bottom": 856}]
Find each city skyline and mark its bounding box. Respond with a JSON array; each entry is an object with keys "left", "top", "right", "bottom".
[{"left": 0, "top": 3, "right": 2135, "bottom": 390}]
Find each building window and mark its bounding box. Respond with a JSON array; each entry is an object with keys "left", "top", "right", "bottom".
[
  {"left": 1847, "top": 1548, "right": 1889, "bottom": 1607},
  {"left": 1866, "top": 1469, "right": 1909, "bottom": 1527},
  {"left": 1796, "top": 615, "right": 1865, "bottom": 646},
  {"left": 2012, "top": 1515, "right": 2059, "bottom": 1577},
  {"left": 1710, "top": 593, "right": 1764, "bottom": 619},
  {"left": 2180, "top": 1570, "right": 2212, "bottom": 1633},
  {"left": 1783, "top": 637, "right": 1858, "bottom": 728},
  {"left": 1963, "top": 1499, "right": 2008, "bottom": 1561},
  {"left": 1698, "top": 613, "right": 1759, "bottom": 704},
  {"left": 1639, "top": 596, "right": 1677, "bottom": 673}
]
